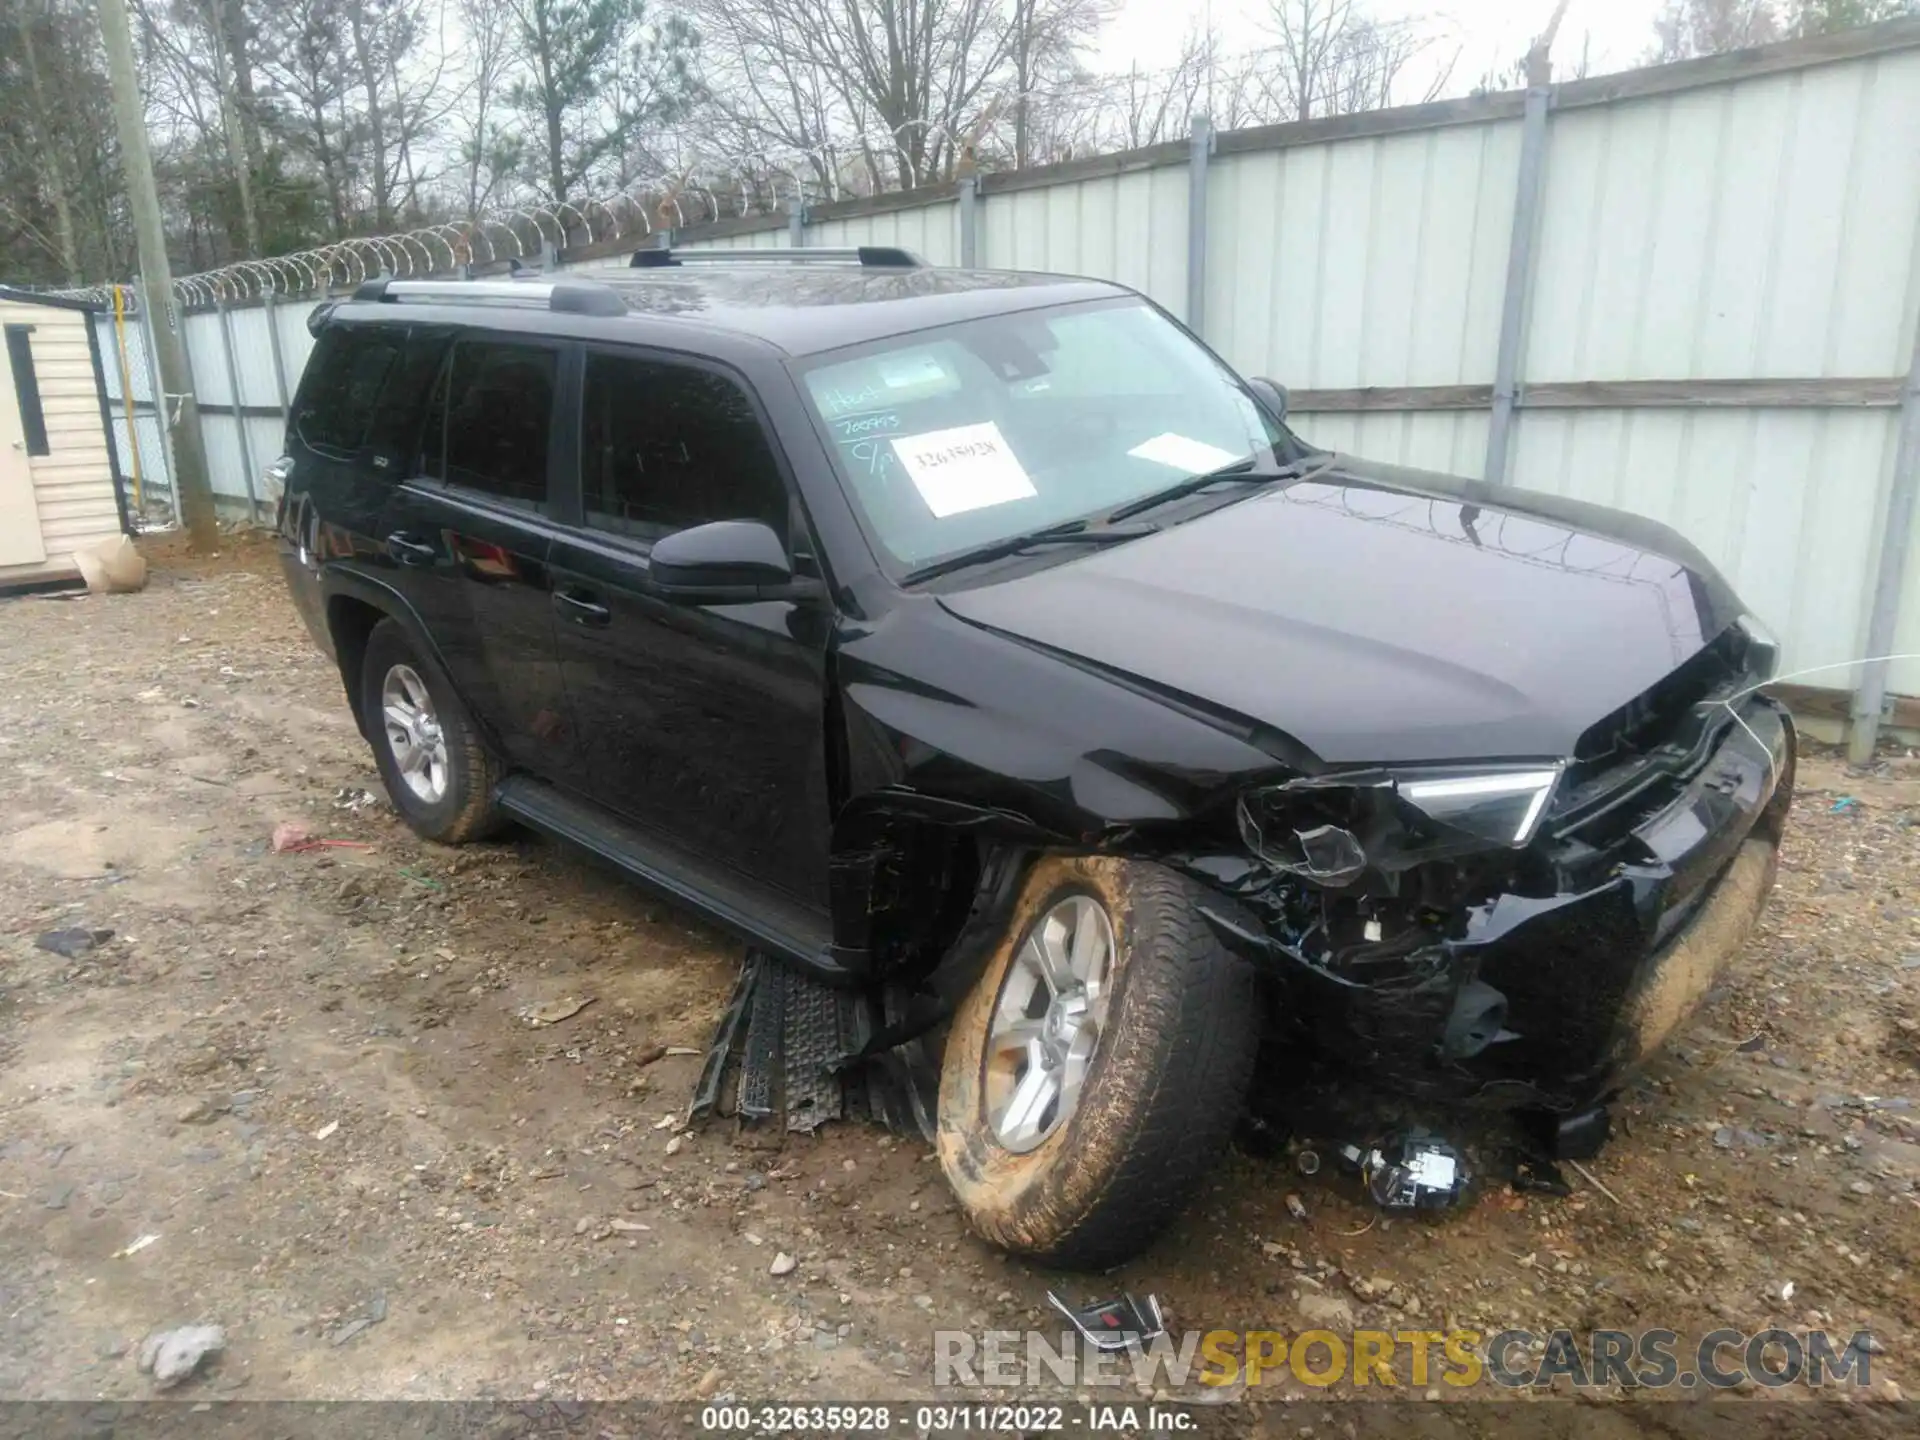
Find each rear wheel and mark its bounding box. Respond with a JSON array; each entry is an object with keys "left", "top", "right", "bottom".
[
  {"left": 359, "top": 619, "right": 502, "bottom": 844},
  {"left": 937, "top": 854, "right": 1258, "bottom": 1269}
]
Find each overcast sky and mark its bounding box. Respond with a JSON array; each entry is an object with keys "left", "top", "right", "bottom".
[{"left": 1094, "top": 0, "right": 1670, "bottom": 89}]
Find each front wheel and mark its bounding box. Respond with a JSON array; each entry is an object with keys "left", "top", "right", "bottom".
[
  {"left": 359, "top": 619, "right": 503, "bottom": 844},
  {"left": 937, "top": 855, "right": 1259, "bottom": 1269}
]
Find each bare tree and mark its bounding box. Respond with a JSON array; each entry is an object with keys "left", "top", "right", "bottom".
[
  {"left": 1649, "top": 0, "right": 1781, "bottom": 61},
  {"left": 1005, "top": 0, "right": 1112, "bottom": 168},
  {"left": 1260, "top": 0, "right": 1446, "bottom": 122},
  {"left": 455, "top": 0, "right": 525, "bottom": 218},
  {"left": 689, "top": 0, "right": 1013, "bottom": 192}
]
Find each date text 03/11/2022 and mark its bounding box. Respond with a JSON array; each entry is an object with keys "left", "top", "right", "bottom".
[{"left": 697, "top": 1404, "right": 1194, "bottom": 1432}]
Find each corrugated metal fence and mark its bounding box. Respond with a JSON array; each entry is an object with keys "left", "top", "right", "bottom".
[{"left": 102, "top": 18, "right": 1920, "bottom": 720}]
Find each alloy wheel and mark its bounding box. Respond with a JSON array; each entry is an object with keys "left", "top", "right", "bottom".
[
  {"left": 381, "top": 663, "right": 450, "bottom": 804},
  {"left": 984, "top": 894, "right": 1115, "bottom": 1152}
]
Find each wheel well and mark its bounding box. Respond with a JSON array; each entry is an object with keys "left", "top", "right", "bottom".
[
  {"left": 846, "top": 818, "right": 982, "bottom": 975},
  {"left": 326, "top": 595, "right": 386, "bottom": 735}
]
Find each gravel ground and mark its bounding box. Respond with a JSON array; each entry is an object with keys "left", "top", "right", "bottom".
[{"left": 0, "top": 534, "right": 1915, "bottom": 1427}]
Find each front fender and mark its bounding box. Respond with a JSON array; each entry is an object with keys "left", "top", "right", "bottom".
[{"left": 833, "top": 597, "right": 1296, "bottom": 840}]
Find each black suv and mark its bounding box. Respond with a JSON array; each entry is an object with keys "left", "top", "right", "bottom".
[{"left": 277, "top": 250, "right": 1793, "bottom": 1268}]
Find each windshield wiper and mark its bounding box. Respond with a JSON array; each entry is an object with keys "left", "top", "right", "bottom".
[
  {"left": 1105, "top": 456, "right": 1315, "bottom": 524},
  {"left": 902, "top": 519, "right": 1157, "bottom": 586}
]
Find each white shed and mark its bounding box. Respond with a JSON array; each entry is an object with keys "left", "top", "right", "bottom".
[{"left": 0, "top": 287, "right": 127, "bottom": 588}]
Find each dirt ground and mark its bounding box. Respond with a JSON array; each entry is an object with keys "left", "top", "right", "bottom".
[{"left": 1, "top": 534, "right": 1916, "bottom": 1425}]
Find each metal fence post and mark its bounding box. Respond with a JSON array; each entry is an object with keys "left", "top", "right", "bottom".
[
  {"left": 261, "top": 291, "right": 292, "bottom": 429},
  {"left": 788, "top": 196, "right": 806, "bottom": 248},
  {"left": 1848, "top": 308, "right": 1920, "bottom": 762},
  {"left": 134, "top": 285, "right": 179, "bottom": 526},
  {"left": 1485, "top": 65, "right": 1555, "bottom": 485},
  {"left": 1187, "top": 114, "right": 1212, "bottom": 337},
  {"left": 958, "top": 174, "right": 979, "bottom": 268},
  {"left": 213, "top": 298, "right": 261, "bottom": 521}
]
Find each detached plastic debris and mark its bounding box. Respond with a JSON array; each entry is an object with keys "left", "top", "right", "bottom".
[
  {"left": 35, "top": 928, "right": 113, "bottom": 958},
  {"left": 1340, "top": 1132, "right": 1470, "bottom": 1213},
  {"left": 1046, "top": 1291, "right": 1166, "bottom": 1353}
]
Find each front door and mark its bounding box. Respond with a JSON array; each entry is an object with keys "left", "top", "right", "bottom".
[
  {"left": 545, "top": 348, "right": 833, "bottom": 910},
  {"left": 379, "top": 334, "right": 574, "bottom": 773}
]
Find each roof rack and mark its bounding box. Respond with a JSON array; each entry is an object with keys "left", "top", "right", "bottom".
[
  {"left": 351, "top": 276, "right": 626, "bottom": 318},
  {"left": 628, "top": 246, "right": 924, "bottom": 270}
]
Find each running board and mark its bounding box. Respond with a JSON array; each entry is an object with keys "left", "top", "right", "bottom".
[
  {"left": 494, "top": 776, "right": 842, "bottom": 977},
  {"left": 690, "top": 951, "right": 939, "bottom": 1143}
]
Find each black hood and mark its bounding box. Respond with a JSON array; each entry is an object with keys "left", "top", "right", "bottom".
[{"left": 936, "top": 456, "right": 1746, "bottom": 766}]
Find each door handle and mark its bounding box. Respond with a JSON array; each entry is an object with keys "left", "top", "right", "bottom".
[
  {"left": 386, "top": 531, "right": 436, "bottom": 566},
  {"left": 554, "top": 589, "right": 611, "bottom": 626}
]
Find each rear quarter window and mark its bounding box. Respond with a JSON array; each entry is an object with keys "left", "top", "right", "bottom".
[
  {"left": 293, "top": 325, "right": 404, "bottom": 457},
  {"left": 294, "top": 323, "right": 450, "bottom": 468}
]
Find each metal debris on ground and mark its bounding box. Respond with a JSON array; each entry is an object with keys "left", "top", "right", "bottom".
[
  {"left": 1045, "top": 1291, "right": 1166, "bottom": 1353},
  {"left": 688, "top": 951, "right": 938, "bottom": 1141}
]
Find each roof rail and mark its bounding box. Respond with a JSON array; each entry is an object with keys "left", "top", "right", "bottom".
[
  {"left": 628, "top": 245, "right": 924, "bottom": 270},
  {"left": 351, "top": 276, "right": 626, "bottom": 318}
]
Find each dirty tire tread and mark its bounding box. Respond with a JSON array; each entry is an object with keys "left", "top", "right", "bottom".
[
  {"left": 1055, "top": 868, "right": 1256, "bottom": 1267},
  {"left": 360, "top": 619, "right": 504, "bottom": 845},
  {"left": 938, "top": 856, "right": 1259, "bottom": 1270}
]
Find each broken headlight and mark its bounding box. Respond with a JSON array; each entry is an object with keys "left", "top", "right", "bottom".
[{"left": 1237, "top": 764, "right": 1564, "bottom": 886}]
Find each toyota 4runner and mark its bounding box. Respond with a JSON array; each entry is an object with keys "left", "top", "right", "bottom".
[{"left": 277, "top": 249, "right": 1793, "bottom": 1268}]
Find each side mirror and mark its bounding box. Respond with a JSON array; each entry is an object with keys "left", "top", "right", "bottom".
[
  {"left": 649, "top": 520, "right": 795, "bottom": 601},
  {"left": 1248, "top": 376, "right": 1289, "bottom": 423}
]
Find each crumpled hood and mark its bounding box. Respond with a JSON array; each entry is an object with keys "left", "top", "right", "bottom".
[{"left": 936, "top": 457, "right": 1746, "bottom": 765}]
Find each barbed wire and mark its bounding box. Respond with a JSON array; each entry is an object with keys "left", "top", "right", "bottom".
[
  {"left": 46, "top": 121, "right": 984, "bottom": 309},
  {"left": 45, "top": 24, "right": 1474, "bottom": 311}
]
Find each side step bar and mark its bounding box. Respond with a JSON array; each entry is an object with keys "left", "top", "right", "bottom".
[{"left": 494, "top": 776, "right": 844, "bottom": 979}]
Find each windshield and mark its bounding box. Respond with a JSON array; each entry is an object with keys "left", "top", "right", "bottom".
[{"left": 795, "top": 298, "right": 1290, "bottom": 576}]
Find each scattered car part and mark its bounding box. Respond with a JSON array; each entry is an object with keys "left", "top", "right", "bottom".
[
  {"left": 1338, "top": 1132, "right": 1470, "bottom": 1213},
  {"left": 1046, "top": 1290, "right": 1166, "bottom": 1353},
  {"left": 35, "top": 928, "right": 112, "bottom": 958},
  {"left": 1520, "top": 1102, "right": 1612, "bottom": 1161},
  {"left": 688, "top": 951, "right": 938, "bottom": 1140}
]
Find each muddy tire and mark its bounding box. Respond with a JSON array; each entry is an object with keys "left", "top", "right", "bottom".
[
  {"left": 937, "top": 855, "right": 1259, "bottom": 1269},
  {"left": 360, "top": 619, "right": 503, "bottom": 844}
]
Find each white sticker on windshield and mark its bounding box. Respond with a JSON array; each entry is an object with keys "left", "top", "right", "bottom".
[
  {"left": 1129, "top": 432, "right": 1241, "bottom": 473},
  {"left": 891, "top": 422, "right": 1038, "bottom": 518},
  {"left": 878, "top": 353, "right": 949, "bottom": 390}
]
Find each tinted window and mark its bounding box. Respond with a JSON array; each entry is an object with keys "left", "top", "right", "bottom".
[
  {"left": 368, "top": 330, "right": 450, "bottom": 457},
  {"left": 580, "top": 353, "right": 787, "bottom": 542},
  {"left": 440, "top": 340, "right": 554, "bottom": 508},
  {"left": 295, "top": 325, "right": 401, "bottom": 456}
]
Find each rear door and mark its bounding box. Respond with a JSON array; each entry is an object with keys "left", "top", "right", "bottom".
[
  {"left": 545, "top": 347, "right": 833, "bottom": 909},
  {"left": 378, "top": 333, "right": 575, "bottom": 774}
]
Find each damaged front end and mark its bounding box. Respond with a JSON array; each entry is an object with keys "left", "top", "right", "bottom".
[{"left": 1178, "top": 634, "right": 1795, "bottom": 1117}]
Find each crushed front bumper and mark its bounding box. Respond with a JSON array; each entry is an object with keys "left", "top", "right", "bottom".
[{"left": 1224, "top": 698, "right": 1795, "bottom": 1112}]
